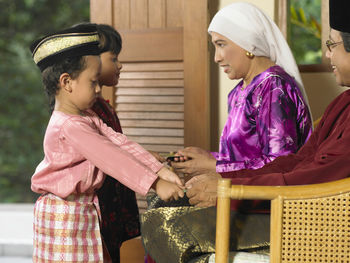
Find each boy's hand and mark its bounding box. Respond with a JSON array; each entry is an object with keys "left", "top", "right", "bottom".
[
  {"left": 157, "top": 166, "right": 184, "bottom": 187},
  {"left": 148, "top": 150, "right": 166, "bottom": 163},
  {"left": 152, "top": 178, "right": 185, "bottom": 202}
]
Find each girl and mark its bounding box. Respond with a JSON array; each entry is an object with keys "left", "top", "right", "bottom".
[
  {"left": 30, "top": 24, "right": 183, "bottom": 262},
  {"left": 91, "top": 23, "right": 147, "bottom": 262}
]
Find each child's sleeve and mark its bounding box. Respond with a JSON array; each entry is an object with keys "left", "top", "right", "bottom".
[
  {"left": 61, "top": 117, "right": 161, "bottom": 195},
  {"left": 91, "top": 114, "right": 163, "bottom": 173}
]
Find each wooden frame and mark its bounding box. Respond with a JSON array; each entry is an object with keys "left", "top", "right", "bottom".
[
  {"left": 183, "top": 0, "right": 210, "bottom": 149},
  {"left": 276, "top": 0, "right": 331, "bottom": 72}
]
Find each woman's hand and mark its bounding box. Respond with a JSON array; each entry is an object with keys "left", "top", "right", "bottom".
[
  {"left": 170, "top": 147, "right": 217, "bottom": 176},
  {"left": 157, "top": 166, "right": 184, "bottom": 187}
]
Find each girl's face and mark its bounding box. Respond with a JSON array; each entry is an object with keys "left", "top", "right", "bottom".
[
  {"left": 326, "top": 29, "right": 350, "bottom": 86},
  {"left": 99, "top": 51, "right": 122, "bottom": 86},
  {"left": 211, "top": 32, "right": 252, "bottom": 80},
  {"left": 70, "top": 55, "right": 102, "bottom": 111}
]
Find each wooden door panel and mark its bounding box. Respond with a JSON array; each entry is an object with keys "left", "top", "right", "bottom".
[
  {"left": 166, "top": 0, "right": 184, "bottom": 27},
  {"left": 121, "top": 71, "right": 184, "bottom": 79},
  {"left": 120, "top": 120, "right": 183, "bottom": 129},
  {"left": 117, "top": 87, "right": 184, "bottom": 96},
  {"left": 148, "top": 0, "right": 166, "bottom": 28},
  {"left": 117, "top": 112, "right": 184, "bottom": 120},
  {"left": 122, "top": 61, "right": 183, "bottom": 71},
  {"left": 119, "top": 28, "right": 183, "bottom": 62},
  {"left": 113, "top": 0, "right": 130, "bottom": 28},
  {"left": 116, "top": 104, "right": 183, "bottom": 112},
  {"left": 119, "top": 79, "right": 184, "bottom": 87},
  {"left": 130, "top": 0, "right": 148, "bottom": 29}
]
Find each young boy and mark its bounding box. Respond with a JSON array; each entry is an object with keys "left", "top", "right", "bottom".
[{"left": 30, "top": 24, "right": 183, "bottom": 263}]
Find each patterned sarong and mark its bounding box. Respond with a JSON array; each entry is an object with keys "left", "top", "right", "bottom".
[
  {"left": 33, "top": 193, "right": 108, "bottom": 263},
  {"left": 141, "top": 205, "right": 270, "bottom": 263}
]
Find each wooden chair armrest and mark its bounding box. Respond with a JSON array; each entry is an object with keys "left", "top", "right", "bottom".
[{"left": 229, "top": 176, "right": 350, "bottom": 200}]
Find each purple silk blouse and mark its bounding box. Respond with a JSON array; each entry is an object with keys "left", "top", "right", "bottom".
[{"left": 212, "top": 65, "right": 312, "bottom": 173}]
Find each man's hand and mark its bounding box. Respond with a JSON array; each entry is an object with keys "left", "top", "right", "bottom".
[{"left": 186, "top": 173, "right": 221, "bottom": 207}]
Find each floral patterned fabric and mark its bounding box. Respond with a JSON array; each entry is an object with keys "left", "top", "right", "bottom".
[{"left": 213, "top": 66, "right": 312, "bottom": 173}]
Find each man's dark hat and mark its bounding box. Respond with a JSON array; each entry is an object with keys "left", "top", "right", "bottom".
[
  {"left": 329, "top": 0, "right": 350, "bottom": 33},
  {"left": 30, "top": 24, "right": 101, "bottom": 72}
]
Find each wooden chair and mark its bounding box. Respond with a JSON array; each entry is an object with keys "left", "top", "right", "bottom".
[{"left": 215, "top": 178, "right": 350, "bottom": 263}]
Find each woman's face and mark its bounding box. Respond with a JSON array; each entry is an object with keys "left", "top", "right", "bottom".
[
  {"left": 326, "top": 29, "right": 350, "bottom": 86},
  {"left": 210, "top": 32, "right": 251, "bottom": 80},
  {"left": 99, "top": 51, "right": 122, "bottom": 86}
]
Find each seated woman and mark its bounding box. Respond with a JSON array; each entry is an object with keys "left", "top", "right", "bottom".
[
  {"left": 142, "top": 2, "right": 312, "bottom": 262},
  {"left": 170, "top": 1, "right": 312, "bottom": 177}
]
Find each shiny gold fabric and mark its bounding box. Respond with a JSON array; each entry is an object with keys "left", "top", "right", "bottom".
[
  {"left": 32, "top": 32, "right": 99, "bottom": 64},
  {"left": 141, "top": 206, "right": 270, "bottom": 263}
]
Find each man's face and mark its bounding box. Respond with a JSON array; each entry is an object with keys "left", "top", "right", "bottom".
[{"left": 326, "top": 29, "right": 350, "bottom": 86}]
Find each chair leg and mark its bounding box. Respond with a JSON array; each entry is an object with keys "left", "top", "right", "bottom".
[{"left": 215, "top": 179, "right": 232, "bottom": 263}]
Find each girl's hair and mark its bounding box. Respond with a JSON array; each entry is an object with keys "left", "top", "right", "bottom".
[
  {"left": 341, "top": 32, "right": 350, "bottom": 52},
  {"left": 97, "top": 24, "right": 122, "bottom": 54},
  {"left": 42, "top": 56, "right": 87, "bottom": 112}
]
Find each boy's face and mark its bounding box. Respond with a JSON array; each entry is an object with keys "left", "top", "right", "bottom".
[
  {"left": 70, "top": 55, "right": 102, "bottom": 111},
  {"left": 99, "top": 51, "right": 122, "bottom": 86}
]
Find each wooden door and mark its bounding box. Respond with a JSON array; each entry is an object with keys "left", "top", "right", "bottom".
[{"left": 90, "top": 0, "right": 210, "bottom": 213}]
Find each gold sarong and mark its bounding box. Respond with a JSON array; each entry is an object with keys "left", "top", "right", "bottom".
[{"left": 141, "top": 205, "right": 270, "bottom": 263}]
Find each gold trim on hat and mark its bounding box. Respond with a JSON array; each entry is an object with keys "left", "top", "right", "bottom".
[{"left": 33, "top": 32, "right": 99, "bottom": 64}]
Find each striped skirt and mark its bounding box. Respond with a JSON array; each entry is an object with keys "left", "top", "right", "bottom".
[{"left": 33, "top": 193, "right": 109, "bottom": 263}]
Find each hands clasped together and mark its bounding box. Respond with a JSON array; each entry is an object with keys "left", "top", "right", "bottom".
[
  {"left": 152, "top": 147, "right": 221, "bottom": 207},
  {"left": 153, "top": 166, "right": 185, "bottom": 202}
]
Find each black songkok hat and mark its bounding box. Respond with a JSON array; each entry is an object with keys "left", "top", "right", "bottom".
[
  {"left": 30, "top": 24, "right": 101, "bottom": 72},
  {"left": 329, "top": 0, "right": 350, "bottom": 33}
]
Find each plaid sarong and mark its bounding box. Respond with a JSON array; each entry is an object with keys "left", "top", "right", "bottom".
[{"left": 33, "top": 193, "right": 108, "bottom": 263}]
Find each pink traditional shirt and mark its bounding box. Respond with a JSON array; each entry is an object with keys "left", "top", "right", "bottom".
[{"left": 31, "top": 110, "right": 162, "bottom": 198}]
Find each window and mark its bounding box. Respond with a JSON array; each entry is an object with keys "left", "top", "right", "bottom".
[{"left": 277, "top": 0, "right": 330, "bottom": 72}]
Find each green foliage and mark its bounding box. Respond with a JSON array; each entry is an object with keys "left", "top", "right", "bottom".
[
  {"left": 0, "top": 0, "right": 90, "bottom": 202},
  {"left": 289, "top": 0, "right": 322, "bottom": 65}
]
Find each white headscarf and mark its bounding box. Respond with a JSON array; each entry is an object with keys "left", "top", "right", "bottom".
[{"left": 208, "top": 2, "right": 311, "bottom": 110}]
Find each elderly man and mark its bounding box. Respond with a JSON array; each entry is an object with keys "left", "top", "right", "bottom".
[{"left": 187, "top": 0, "right": 350, "bottom": 210}]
